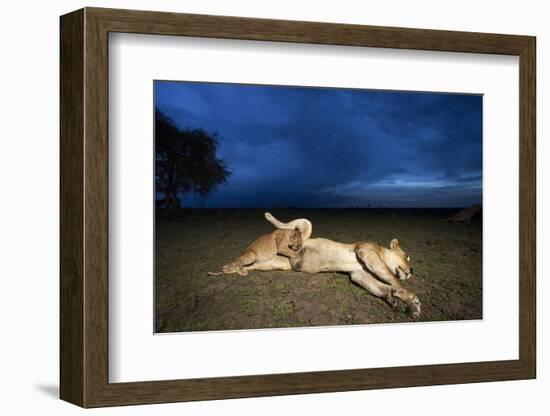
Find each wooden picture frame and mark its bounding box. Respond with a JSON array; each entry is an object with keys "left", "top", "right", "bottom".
[{"left": 60, "top": 7, "right": 536, "bottom": 408}]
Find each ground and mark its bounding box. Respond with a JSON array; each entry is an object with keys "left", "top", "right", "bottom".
[{"left": 155, "top": 208, "right": 482, "bottom": 332}]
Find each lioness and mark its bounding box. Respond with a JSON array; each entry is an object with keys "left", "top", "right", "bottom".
[
  {"left": 233, "top": 213, "right": 421, "bottom": 317},
  {"left": 208, "top": 227, "right": 303, "bottom": 277},
  {"left": 445, "top": 204, "right": 481, "bottom": 224}
]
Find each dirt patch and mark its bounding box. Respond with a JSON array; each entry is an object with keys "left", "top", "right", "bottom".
[{"left": 155, "top": 208, "right": 482, "bottom": 332}]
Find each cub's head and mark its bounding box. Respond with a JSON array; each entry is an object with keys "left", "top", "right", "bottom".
[
  {"left": 386, "top": 238, "right": 413, "bottom": 280},
  {"left": 288, "top": 227, "right": 303, "bottom": 252}
]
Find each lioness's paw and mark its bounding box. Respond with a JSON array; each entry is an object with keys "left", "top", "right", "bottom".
[
  {"left": 393, "top": 289, "right": 421, "bottom": 318},
  {"left": 406, "top": 295, "right": 421, "bottom": 318},
  {"left": 265, "top": 212, "right": 274, "bottom": 221}
]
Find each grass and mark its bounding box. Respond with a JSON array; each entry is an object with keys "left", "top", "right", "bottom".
[{"left": 155, "top": 208, "right": 482, "bottom": 332}]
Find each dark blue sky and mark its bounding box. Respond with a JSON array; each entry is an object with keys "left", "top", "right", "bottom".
[{"left": 155, "top": 81, "right": 482, "bottom": 208}]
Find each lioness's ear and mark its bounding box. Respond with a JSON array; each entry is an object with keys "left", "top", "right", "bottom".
[{"left": 390, "top": 238, "right": 400, "bottom": 250}]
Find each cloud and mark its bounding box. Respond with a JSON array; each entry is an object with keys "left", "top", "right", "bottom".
[{"left": 155, "top": 81, "right": 482, "bottom": 208}]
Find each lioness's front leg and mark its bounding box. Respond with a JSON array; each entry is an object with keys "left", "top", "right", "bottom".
[
  {"left": 355, "top": 248, "right": 421, "bottom": 317},
  {"left": 355, "top": 247, "right": 404, "bottom": 290},
  {"left": 349, "top": 270, "right": 396, "bottom": 308}
]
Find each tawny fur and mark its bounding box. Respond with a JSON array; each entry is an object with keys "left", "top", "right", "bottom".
[
  {"left": 207, "top": 228, "right": 302, "bottom": 277},
  {"left": 238, "top": 214, "right": 421, "bottom": 317}
]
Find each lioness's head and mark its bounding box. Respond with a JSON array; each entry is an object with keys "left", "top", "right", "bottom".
[
  {"left": 385, "top": 238, "right": 413, "bottom": 280},
  {"left": 288, "top": 227, "right": 302, "bottom": 251}
]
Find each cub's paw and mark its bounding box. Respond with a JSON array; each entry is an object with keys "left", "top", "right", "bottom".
[{"left": 222, "top": 263, "right": 238, "bottom": 274}]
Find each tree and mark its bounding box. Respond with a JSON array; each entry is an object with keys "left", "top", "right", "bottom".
[{"left": 155, "top": 109, "right": 231, "bottom": 208}]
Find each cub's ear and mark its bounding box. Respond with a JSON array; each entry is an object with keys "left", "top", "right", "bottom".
[{"left": 390, "top": 238, "right": 400, "bottom": 250}]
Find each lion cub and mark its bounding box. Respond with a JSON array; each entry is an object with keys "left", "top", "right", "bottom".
[{"left": 208, "top": 228, "right": 302, "bottom": 276}]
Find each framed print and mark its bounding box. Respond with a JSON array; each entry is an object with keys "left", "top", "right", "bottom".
[{"left": 60, "top": 7, "right": 536, "bottom": 408}]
